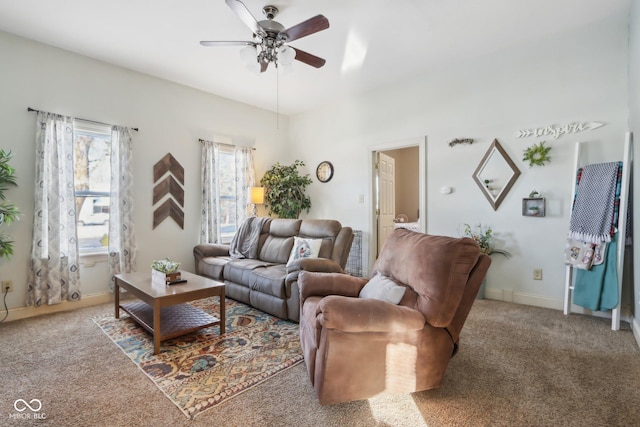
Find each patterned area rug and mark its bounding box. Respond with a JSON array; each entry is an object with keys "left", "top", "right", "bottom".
[{"left": 93, "top": 297, "right": 303, "bottom": 419}]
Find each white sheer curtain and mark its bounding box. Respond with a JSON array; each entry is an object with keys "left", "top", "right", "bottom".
[
  {"left": 200, "top": 140, "right": 220, "bottom": 243},
  {"left": 27, "top": 112, "right": 81, "bottom": 306},
  {"left": 235, "top": 145, "right": 256, "bottom": 223},
  {"left": 108, "top": 126, "right": 137, "bottom": 290},
  {"left": 199, "top": 141, "right": 255, "bottom": 244}
]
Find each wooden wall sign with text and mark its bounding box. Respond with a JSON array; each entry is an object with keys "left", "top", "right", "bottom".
[{"left": 516, "top": 121, "right": 604, "bottom": 140}]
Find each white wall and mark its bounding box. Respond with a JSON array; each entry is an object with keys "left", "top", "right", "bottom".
[
  {"left": 629, "top": 1, "right": 640, "bottom": 340},
  {"left": 0, "top": 30, "right": 288, "bottom": 316},
  {"left": 290, "top": 11, "right": 630, "bottom": 311}
]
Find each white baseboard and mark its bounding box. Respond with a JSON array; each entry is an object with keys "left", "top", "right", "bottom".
[
  {"left": 485, "top": 288, "right": 636, "bottom": 331},
  {"left": 2, "top": 292, "right": 113, "bottom": 322},
  {"left": 485, "top": 288, "right": 563, "bottom": 310}
]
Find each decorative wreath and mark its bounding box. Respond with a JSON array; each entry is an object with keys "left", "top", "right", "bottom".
[{"left": 522, "top": 141, "right": 551, "bottom": 167}]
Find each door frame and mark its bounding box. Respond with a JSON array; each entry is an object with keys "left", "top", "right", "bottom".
[{"left": 368, "top": 136, "right": 427, "bottom": 274}]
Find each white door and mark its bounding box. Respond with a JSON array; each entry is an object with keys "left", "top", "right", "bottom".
[{"left": 377, "top": 152, "right": 396, "bottom": 255}]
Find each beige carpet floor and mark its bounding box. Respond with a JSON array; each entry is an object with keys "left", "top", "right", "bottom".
[{"left": 1, "top": 299, "right": 639, "bottom": 427}]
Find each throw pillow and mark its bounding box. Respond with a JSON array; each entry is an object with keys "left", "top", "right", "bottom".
[
  {"left": 359, "top": 273, "right": 406, "bottom": 304},
  {"left": 286, "top": 237, "right": 322, "bottom": 267}
]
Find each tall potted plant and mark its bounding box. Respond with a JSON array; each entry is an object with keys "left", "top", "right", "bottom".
[
  {"left": 260, "top": 160, "right": 312, "bottom": 219},
  {"left": 0, "top": 150, "right": 20, "bottom": 258}
]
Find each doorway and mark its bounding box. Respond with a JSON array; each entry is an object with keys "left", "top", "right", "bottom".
[
  {"left": 377, "top": 151, "right": 396, "bottom": 253},
  {"left": 370, "top": 137, "right": 426, "bottom": 262}
]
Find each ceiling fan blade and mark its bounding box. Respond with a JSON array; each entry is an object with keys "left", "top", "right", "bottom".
[
  {"left": 199, "top": 41, "right": 255, "bottom": 47},
  {"left": 225, "top": 0, "right": 266, "bottom": 37},
  {"left": 279, "top": 15, "right": 329, "bottom": 42},
  {"left": 292, "top": 47, "right": 326, "bottom": 68}
]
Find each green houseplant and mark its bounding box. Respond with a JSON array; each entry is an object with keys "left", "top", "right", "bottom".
[
  {"left": 463, "top": 223, "right": 511, "bottom": 258},
  {"left": 260, "top": 160, "right": 312, "bottom": 219},
  {"left": 0, "top": 150, "right": 20, "bottom": 259}
]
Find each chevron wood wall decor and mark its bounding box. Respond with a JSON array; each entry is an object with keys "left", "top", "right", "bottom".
[
  {"left": 153, "top": 198, "right": 185, "bottom": 229},
  {"left": 153, "top": 153, "right": 184, "bottom": 184},
  {"left": 152, "top": 153, "right": 185, "bottom": 229},
  {"left": 153, "top": 175, "right": 184, "bottom": 206}
]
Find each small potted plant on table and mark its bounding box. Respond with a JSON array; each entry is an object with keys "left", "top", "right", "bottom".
[{"left": 151, "top": 258, "right": 181, "bottom": 285}]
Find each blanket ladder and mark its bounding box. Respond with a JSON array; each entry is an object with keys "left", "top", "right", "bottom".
[{"left": 563, "top": 132, "right": 633, "bottom": 331}]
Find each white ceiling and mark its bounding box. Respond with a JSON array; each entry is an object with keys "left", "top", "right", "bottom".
[{"left": 0, "top": 0, "right": 631, "bottom": 115}]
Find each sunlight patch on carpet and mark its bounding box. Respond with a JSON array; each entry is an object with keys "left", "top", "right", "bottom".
[{"left": 93, "top": 298, "right": 303, "bottom": 419}]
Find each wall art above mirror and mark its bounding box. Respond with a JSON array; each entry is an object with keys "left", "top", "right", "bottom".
[{"left": 472, "top": 139, "right": 521, "bottom": 211}]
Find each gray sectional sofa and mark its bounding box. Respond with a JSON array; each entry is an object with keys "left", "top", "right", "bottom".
[{"left": 193, "top": 218, "right": 354, "bottom": 322}]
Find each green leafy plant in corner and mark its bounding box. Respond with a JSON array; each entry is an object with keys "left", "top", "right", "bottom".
[
  {"left": 522, "top": 141, "right": 552, "bottom": 167},
  {"left": 260, "top": 160, "right": 312, "bottom": 219},
  {"left": 0, "top": 150, "right": 20, "bottom": 259}
]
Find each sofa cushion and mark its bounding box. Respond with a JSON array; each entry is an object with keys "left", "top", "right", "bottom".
[
  {"left": 252, "top": 264, "right": 288, "bottom": 298},
  {"left": 224, "top": 258, "right": 276, "bottom": 284},
  {"left": 196, "top": 256, "right": 232, "bottom": 281},
  {"left": 286, "top": 237, "right": 322, "bottom": 267},
  {"left": 269, "top": 219, "right": 302, "bottom": 237},
  {"left": 259, "top": 219, "right": 301, "bottom": 264},
  {"left": 359, "top": 273, "right": 406, "bottom": 304},
  {"left": 260, "top": 236, "right": 295, "bottom": 264},
  {"left": 299, "top": 219, "right": 342, "bottom": 259}
]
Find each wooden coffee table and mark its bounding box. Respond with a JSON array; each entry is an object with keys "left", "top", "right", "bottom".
[{"left": 114, "top": 270, "right": 225, "bottom": 354}]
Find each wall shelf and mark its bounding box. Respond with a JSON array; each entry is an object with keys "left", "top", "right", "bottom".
[{"left": 522, "top": 197, "right": 545, "bottom": 217}]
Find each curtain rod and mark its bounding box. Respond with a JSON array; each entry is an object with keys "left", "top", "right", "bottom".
[
  {"left": 27, "top": 107, "right": 139, "bottom": 132},
  {"left": 198, "top": 139, "right": 255, "bottom": 150}
]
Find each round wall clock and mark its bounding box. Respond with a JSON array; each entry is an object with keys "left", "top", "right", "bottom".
[{"left": 316, "top": 161, "right": 334, "bottom": 183}]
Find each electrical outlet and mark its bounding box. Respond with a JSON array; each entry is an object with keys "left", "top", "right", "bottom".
[
  {"left": 533, "top": 269, "right": 542, "bottom": 280},
  {"left": 2, "top": 280, "right": 13, "bottom": 293}
]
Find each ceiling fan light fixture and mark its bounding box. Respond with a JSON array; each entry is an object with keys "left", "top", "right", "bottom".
[
  {"left": 240, "top": 45, "right": 258, "bottom": 65},
  {"left": 201, "top": 0, "right": 329, "bottom": 73},
  {"left": 278, "top": 45, "right": 295, "bottom": 66},
  {"left": 279, "top": 62, "right": 293, "bottom": 75}
]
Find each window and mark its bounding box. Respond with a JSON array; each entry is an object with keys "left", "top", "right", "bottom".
[
  {"left": 200, "top": 141, "right": 253, "bottom": 245},
  {"left": 73, "top": 121, "right": 112, "bottom": 254},
  {"left": 217, "top": 145, "right": 239, "bottom": 243}
]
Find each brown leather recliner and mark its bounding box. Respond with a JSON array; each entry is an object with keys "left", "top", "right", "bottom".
[{"left": 298, "top": 228, "right": 491, "bottom": 405}]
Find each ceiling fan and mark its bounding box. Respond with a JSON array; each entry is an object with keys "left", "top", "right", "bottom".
[{"left": 200, "top": 0, "right": 329, "bottom": 72}]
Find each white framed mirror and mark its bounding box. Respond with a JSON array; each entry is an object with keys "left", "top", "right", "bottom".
[{"left": 472, "top": 139, "right": 521, "bottom": 210}]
